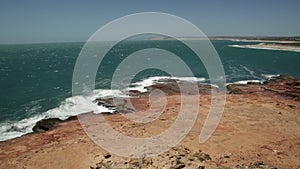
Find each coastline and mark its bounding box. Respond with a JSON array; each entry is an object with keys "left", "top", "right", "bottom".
[
  {"left": 0, "top": 75, "right": 300, "bottom": 168},
  {"left": 211, "top": 36, "right": 300, "bottom": 43},
  {"left": 229, "top": 43, "right": 300, "bottom": 52}
]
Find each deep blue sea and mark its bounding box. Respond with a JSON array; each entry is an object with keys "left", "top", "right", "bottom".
[{"left": 1, "top": 39, "right": 300, "bottom": 140}]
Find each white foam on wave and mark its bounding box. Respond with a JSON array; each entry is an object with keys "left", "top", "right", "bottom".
[
  {"left": 128, "top": 76, "right": 206, "bottom": 92},
  {"left": 261, "top": 74, "right": 280, "bottom": 79},
  {"left": 225, "top": 74, "right": 281, "bottom": 86},
  {"left": 0, "top": 90, "right": 120, "bottom": 141},
  {"left": 126, "top": 76, "right": 168, "bottom": 92},
  {"left": 92, "top": 89, "right": 127, "bottom": 99},
  {"left": 0, "top": 115, "right": 45, "bottom": 141},
  {"left": 172, "top": 77, "right": 206, "bottom": 82},
  {"left": 229, "top": 44, "right": 245, "bottom": 48},
  {"left": 233, "top": 80, "right": 261, "bottom": 85}
]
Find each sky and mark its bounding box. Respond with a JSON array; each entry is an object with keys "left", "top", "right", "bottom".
[{"left": 0, "top": 0, "right": 299, "bottom": 44}]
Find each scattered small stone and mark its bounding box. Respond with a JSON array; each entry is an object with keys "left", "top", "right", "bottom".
[
  {"left": 130, "top": 161, "right": 140, "bottom": 168},
  {"left": 175, "top": 159, "right": 182, "bottom": 165},
  {"left": 272, "top": 149, "right": 284, "bottom": 155},
  {"left": 198, "top": 166, "right": 205, "bottom": 169},
  {"left": 193, "top": 152, "right": 211, "bottom": 162},
  {"left": 198, "top": 157, "right": 205, "bottom": 162},
  {"left": 248, "top": 161, "right": 265, "bottom": 168},
  {"left": 104, "top": 153, "right": 111, "bottom": 159},
  {"left": 203, "top": 154, "right": 212, "bottom": 161},
  {"left": 288, "top": 104, "right": 296, "bottom": 109},
  {"left": 188, "top": 158, "right": 194, "bottom": 161},
  {"left": 96, "top": 162, "right": 102, "bottom": 168},
  {"left": 254, "top": 161, "right": 264, "bottom": 165},
  {"left": 170, "top": 163, "right": 185, "bottom": 169}
]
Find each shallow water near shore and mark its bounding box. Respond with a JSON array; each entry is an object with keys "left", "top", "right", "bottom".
[{"left": 1, "top": 39, "right": 300, "bottom": 141}]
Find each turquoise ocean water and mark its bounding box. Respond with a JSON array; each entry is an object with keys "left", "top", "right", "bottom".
[{"left": 0, "top": 39, "right": 300, "bottom": 140}]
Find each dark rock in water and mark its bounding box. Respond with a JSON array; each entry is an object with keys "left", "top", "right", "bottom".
[
  {"left": 32, "top": 116, "right": 77, "bottom": 133},
  {"left": 128, "top": 90, "right": 143, "bottom": 97},
  {"left": 95, "top": 98, "right": 116, "bottom": 107},
  {"left": 101, "top": 112, "right": 115, "bottom": 115},
  {"left": 95, "top": 96, "right": 138, "bottom": 115},
  {"left": 97, "top": 102, "right": 116, "bottom": 108},
  {"left": 247, "top": 81, "right": 261, "bottom": 85},
  {"left": 95, "top": 98, "right": 128, "bottom": 109},
  {"left": 33, "top": 118, "right": 63, "bottom": 133}
]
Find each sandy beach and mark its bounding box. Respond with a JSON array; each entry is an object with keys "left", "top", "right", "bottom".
[
  {"left": 229, "top": 43, "right": 300, "bottom": 52},
  {"left": 0, "top": 76, "right": 299, "bottom": 169}
]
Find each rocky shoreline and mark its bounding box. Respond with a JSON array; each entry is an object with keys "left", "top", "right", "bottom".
[
  {"left": 31, "top": 75, "right": 300, "bottom": 134},
  {"left": 1, "top": 75, "right": 300, "bottom": 169},
  {"left": 227, "top": 75, "right": 300, "bottom": 101}
]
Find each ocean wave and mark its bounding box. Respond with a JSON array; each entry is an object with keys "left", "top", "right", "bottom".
[
  {"left": 128, "top": 76, "right": 206, "bottom": 92},
  {"left": 225, "top": 73, "right": 281, "bottom": 86},
  {"left": 240, "top": 65, "right": 261, "bottom": 79},
  {"left": 0, "top": 115, "right": 45, "bottom": 141},
  {"left": 261, "top": 74, "right": 280, "bottom": 79},
  {"left": 233, "top": 80, "right": 262, "bottom": 85},
  {"left": 0, "top": 94, "right": 116, "bottom": 141}
]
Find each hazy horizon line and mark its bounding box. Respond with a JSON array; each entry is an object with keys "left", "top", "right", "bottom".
[{"left": 0, "top": 35, "right": 299, "bottom": 45}]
